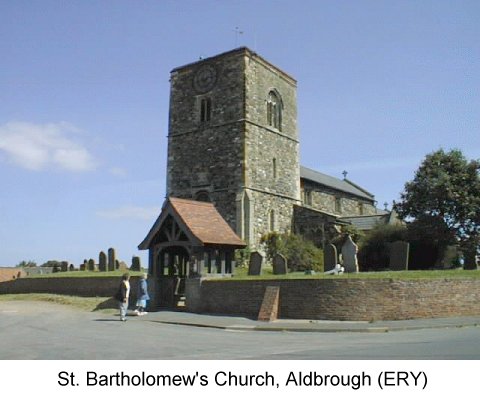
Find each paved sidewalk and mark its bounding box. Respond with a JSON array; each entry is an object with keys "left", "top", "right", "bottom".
[{"left": 134, "top": 310, "right": 480, "bottom": 333}]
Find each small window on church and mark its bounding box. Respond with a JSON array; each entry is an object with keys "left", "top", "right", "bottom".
[
  {"left": 304, "top": 189, "right": 312, "bottom": 206},
  {"left": 200, "top": 98, "right": 212, "bottom": 122},
  {"left": 267, "top": 91, "right": 282, "bottom": 131},
  {"left": 335, "top": 197, "right": 342, "bottom": 213},
  {"left": 269, "top": 209, "right": 275, "bottom": 231},
  {"left": 272, "top": 158, "right": 277, "bottom": 179},
  {"left": 358, "top": 202, "right": 364, "bottom": 215}
]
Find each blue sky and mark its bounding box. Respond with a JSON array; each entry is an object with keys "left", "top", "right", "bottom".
[{"left": 0, "top": 0, "right": 479, "bottom": 267}]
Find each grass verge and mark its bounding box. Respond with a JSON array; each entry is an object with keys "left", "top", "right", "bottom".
[{"left": 0, "top": 293, "right": 117, "bottom": 313}]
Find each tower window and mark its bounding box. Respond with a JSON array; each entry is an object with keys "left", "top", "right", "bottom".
[
  {"left": 272, "top": 158, "right": 277, "bottom": 179},
  {"left": 267, "top": 91, "right": 282, "bottom": 131},
  {"left": 200, "top": 98, "right": 212, "bottom": 122},
  {"left": 195, "top": 191, "right": 210, "bottom": 202},
  {"left": 269, "top": 209, "right": 275, "bottom": 231}
]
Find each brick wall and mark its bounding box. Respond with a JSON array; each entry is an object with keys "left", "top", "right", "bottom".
[
  {"left": 186, "top": 278, "right": 480, "bottom": 321},
  {"left": 0, "top": 276, "right": 141, "bottom": 301},
  {"left": 3, "top": 276, "right": 480, "bottom": 321}
]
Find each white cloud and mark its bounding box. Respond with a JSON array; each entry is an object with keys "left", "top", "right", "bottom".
[
  {"left": 0, "top": 121, "right": 96, "bottom": 171},
  {"left": 96, "top": 206, "right": 160, "bottom": 220}
]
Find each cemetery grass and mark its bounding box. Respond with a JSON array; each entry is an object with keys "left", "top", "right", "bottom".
[
  {"left": 228, "top": 267, "right": 480, "bottom": 281},
  {"left": 0, "top": 293, "right": 117, "bottom": 313}
]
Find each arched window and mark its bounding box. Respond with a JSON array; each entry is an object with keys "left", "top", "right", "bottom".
[
  {"left": 200, "top": 98, "right": 212, "bottom": 122},
  {"left": 267, "top": 90, "right": 282, "bottom": 131},
  {"left": 195, "top": 191, "right": 210, "bottom": 202}
]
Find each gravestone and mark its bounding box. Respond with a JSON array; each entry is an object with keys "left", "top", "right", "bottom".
[
  {"left": 388, "top": 241, "right": 410, "bottom": 270},
  {"left": 108, "top": 248, "right": 116, "bottom": 271},
  {"left": 131, "top": 256, "right": 141, "bottom": 271},
  {"left": 324, "top": 243, "right": 337, "bottom": 271},
  {"left": 272, "top": 253, "right": 287, "bottom": 275},
  {"left": 248, "top": 251, "right": 263, "bottom": 275},
  {"left": 341, "top": 235, "right": 359, "bottom": 273},
  {"left": 98, "top": 251, "right": 107, "bottom": 272}
]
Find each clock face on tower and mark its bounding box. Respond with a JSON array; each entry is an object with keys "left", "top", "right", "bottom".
[{"left": 193, "top": 65, "right": 217, "bottom": 93}]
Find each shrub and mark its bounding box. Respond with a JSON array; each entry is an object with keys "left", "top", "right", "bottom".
[
  {"left": 358, "top": 224, "right": 408, "bottom": 271},
  {"left": 235, "top": 246, "right": 252, "bottom": 269},
  {"left": 261, "top": 232, "right": 324, "bottom": 272}
]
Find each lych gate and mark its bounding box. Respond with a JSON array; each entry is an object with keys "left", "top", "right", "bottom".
[{"left": 138, "top": 197, "right": 246, "bottom": 308}]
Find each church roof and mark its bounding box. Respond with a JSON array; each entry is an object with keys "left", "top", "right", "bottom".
[
  {"left": 138, "top": 197, "right": 246, "bottom": 250},
  {"left": 300, "top": 166, "right": 375, "bottom": 201},
  {"left": 339, "top": 210, "right": 392, "bottom": 231}
]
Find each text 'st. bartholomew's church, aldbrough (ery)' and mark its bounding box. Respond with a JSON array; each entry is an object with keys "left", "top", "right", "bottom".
[{"left": 140, "top": 47, "right": 395, "bottom": 286}]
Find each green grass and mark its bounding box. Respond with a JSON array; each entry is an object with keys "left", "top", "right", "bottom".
[
  {"left": 0, "top": 293, "right": 117, "bottom": 312},
  {"left": 225, "top": 266, "right": 480, "bottom": 281}
]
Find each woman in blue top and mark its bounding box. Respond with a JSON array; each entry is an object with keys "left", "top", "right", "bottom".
[{"left": 134, "top": 273, "right": 150, "bottom": 316}]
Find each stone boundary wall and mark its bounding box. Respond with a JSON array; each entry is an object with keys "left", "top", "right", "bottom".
[
  {"left": 186, "top": 278, "right": 480, "bottom": 321},
  {"left": 0, "top": 276, "right": 141, "bottom": 301}
]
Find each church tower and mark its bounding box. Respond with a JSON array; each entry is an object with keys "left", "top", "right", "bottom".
[{"left": 166, "top": 47, "right": 300, "bottom": 247}]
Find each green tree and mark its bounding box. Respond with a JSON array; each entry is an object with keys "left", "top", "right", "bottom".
[
  {"left": 394, "top": 149, "right": 480, "bottom": 269},
  {"left": 357, "top": 224, "right": 408, "bottom": 271},
  {"left": 260, "top": 232, "right": 324, "bottom": 272},
  {"left": 16, "top": 260, "right": 37, "bottom": 268}
]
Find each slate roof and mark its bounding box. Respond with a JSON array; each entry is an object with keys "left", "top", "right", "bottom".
[
  {"left": 139, "top": 197, "right": 246, "bottom": 249},
  {"left": 300, "top": 166, "right": 374, "bottom": 201},
  {"left": 339, "top": 211, "right": 392, "bottom": 231}
]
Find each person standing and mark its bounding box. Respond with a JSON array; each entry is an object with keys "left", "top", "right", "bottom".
[
  {"left": 134, "top": 273, "right": 150, "bottom": 316},
  {"left": 116, "top": 273, "right": 130, "bottom": 321}
]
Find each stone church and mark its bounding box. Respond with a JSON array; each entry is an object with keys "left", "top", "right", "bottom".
[{"left": 140, "top": 47, "right": 394, "bottom": 291}]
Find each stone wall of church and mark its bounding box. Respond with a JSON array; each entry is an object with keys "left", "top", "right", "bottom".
[
  {"left": 167, "top": 50, "right": 248, "bottom": 230},
  {"left": 249, "top": 190, "right": 296, "bottom": 243},
  {"left": 242, "top": 49, "right": 300, "bottom": 245},
  {"left": 244, "top": 51, "right": 297, "bottom": 141},
  {"left": 245, "top": 125, "right": 299, "bottom": 199},
  {"left": 301, "top": 181, "right": 377, "bottom": 217}
]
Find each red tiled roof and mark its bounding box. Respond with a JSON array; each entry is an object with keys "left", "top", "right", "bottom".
[
  {"left": 138, "top": 197, "right": 246, "bottom": 249},
  {"left": 169, "top": 198, "right": 245, "bottom": 246}
]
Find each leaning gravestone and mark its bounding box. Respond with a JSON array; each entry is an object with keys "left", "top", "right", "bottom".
[
  {"left": 389, "top": 241, "right": 410, "bottom": 270},
  {"left": 341, "top": 235, "right": 359, "bottom": 273},
  {"left": 248, "top": 251, "right": 263, "bottom": 275},
  {"left": 272, "top": 253, "right": 287, "bottom": 275},
  {"left": 324, "top": 243, "right": 337, "bottom": 271}
]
